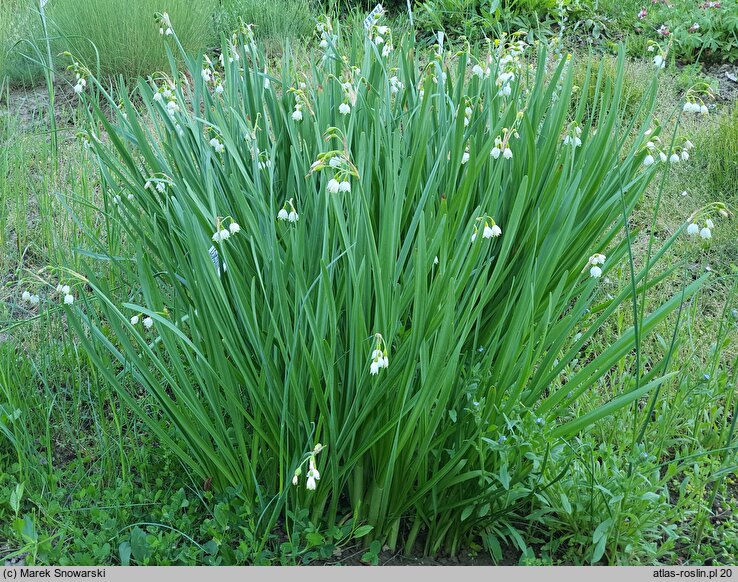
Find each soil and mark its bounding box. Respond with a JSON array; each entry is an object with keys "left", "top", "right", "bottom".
[{"left": 703, "top": 61, "right": 738, "bottom": 105}]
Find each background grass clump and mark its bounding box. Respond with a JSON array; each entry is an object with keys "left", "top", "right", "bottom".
[{"left": 47, "top": 0, "right": 214, "bottom": 82}]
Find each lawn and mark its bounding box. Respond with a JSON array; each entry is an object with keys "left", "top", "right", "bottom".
[{"left": 0, "top": 0, "right": 736, "bottom": 567}]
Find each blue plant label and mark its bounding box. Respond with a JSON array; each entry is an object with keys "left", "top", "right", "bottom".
[{"left": 363, "top": 4, "right": 384, "bottom": 31}]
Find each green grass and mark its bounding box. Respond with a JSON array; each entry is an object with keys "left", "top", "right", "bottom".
[{"left": 47, "top": 0, "right": 214, "bottom": 82}]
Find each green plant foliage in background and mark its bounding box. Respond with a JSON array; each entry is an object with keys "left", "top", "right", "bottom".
[{"left": 47, "top": 0, "right": 213, "bottom": 82}]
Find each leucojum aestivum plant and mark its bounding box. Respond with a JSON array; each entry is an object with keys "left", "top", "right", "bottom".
[{"left": 47, "top": 10, "right": 707, "bottom": 557}]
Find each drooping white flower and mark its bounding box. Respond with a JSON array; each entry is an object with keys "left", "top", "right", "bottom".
[
  {"left": 339, "top": 102, "right": 351, "bottom": 115},
  {"left": 669, "top": 153, "right": 680, "bottom": 163},
  {"left": 143, "top": 316, "right": 154, "bottom": 329},
  {"left": 63, "top": 294, "right": 74, "bottom": 305},
  {"left": 229, "top": 222, "right": 241, "bottom": 234},
  {"left": 659, "top": 152, "right": 668, "bottom": 162},
  {"left": 29, "top": 294, "right": 39, "bottom": 305},
  {"left": 277, "top": 208, "right": 289, "bottom": 221},
  {"left": 218, "top": 228, "right": 230, "bottom": 241},
  {"left": 292, "top": 108, "right": 303, "bottom": 122},
  {"left": 700, "top": 227, "right": 712, "bottom": 239},
  {"left": 590, "top": 266, "right": 602, "bottom": 278},
  {"left": 461, "top": 150, "right": 470, "bottom": 165},
  {"left": 482, "top": 225, "right": 494, "bottom": 239},
  {"left": 700, "top": 105, "right": 708, "bottom": 115},
  {"left": 22, "top": 291, "right": 31, "bottom": 302},
  {"left": 209, "top": 138, "right": 224, "bottom": 154},
  {"left": 339, "top": 181, "right": 351, "bottom": 193},
  {"left": 503, "top": 147, "right": 513, "bottom": 159},
  {"left": 491, "top": 147, "right": 501, "bottom": 159},
  {"left": 472, "top": 64, "right": 484, "bottom": 78},
  {"left": 327, "top": 179, "right": 341, "bottom": 194},
  {"left": 706, "top": 218, "right": 714, "bottom": 229},
  {"left": 681, "top": 150, "right": 689, "bottom": 161},
  {"left": 329, "top": 156, "right": 342, "bottom": 168},
  {"left": 288, "top": 211, "right": 299, "bottom": 223},
  {"left": 643, "top": 154, "right": 655, "bottom": 166},
  {"left": 156, "top": 182, "right": 166, "bottom": 193},
  {"left": 686, "top": 223, "right": 699, "bottom": 236},
  {"left": 131, "top": 315, "right": 140, "bottom": 325},
  {"left": 433, "top": 256, "right": 439, "bottom": 265},
  {"left": 61, "top": 285, "right": 71, "bottom": 295},
  {"left": 370, "top": 360, "right": 381, "bottom": 375},
  {"left": 490, "top": 224, "right": 502, "bottom": 237},
  {"left": 653, "top": 55, "right": 665, "bottom": 69},
  {"left": 306, "top": 475, "right": 317, "bottom": 490}
]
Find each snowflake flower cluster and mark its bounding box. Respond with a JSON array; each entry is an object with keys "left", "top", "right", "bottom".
[
  {"left": 277, "top": 198, "right": 299, "bottom": 223},
  {"left": 157, "top": 12, "right": 172, "bottom": 36},
  {"left": 292, "top": 443, "right": 325, "bottom": 491},
  {"left": 211, "top": 217, "right": 242, "bottom": 243},
  {"left": 471, "top": 215, "right": 502, "bottom": 242},
  {"left": 585, "top": 253, "right": 606, "bottom": 278},
  {"left": 369, "top": 333, "right": 389, "bottom": 376},
  {"left": 563, "top": 123, "right": 583, "bottom": 148}
]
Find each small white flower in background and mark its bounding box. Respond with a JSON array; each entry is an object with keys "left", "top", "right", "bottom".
[
  {"left": 473, "top": 216, "right": 502, "bottom": 242},
  {"left": 687, "top": 223, "right": 699, "bottom": 236},
  {"left": 22, "top": 291, "right": 31, "bottom": 302},
  {"left": 374, "top": 35, "right": 384, "bottom": 46},
  {"left": 229, "top": 222, "right": 241, "bottom": 234},
  {"left": 700, "top": 104, "right": 708, "bottom": 115},
  {"left": 700, "top": 227, "right": 712, "bottom": 239},
  {"left": 491, "top": 146, "right": 501, "bottom": 159},
  {"left": 329, "top": 156, "right": 342, "bottom": 168},
  {"left": 127, "top": 193, "right": 135, "bottom": 201},
  {"left": 461, "top": 149, "right": 470, "bottom": 165},
  {"left": 389, "top": 76, "right": 403, "bottom": 95},
  {"left": 156, "top": 182, "right": 166, "bottom": 193},
  {"left": 684, "top": 139, "right": 694, "bottom": 150},
  {"left": 278, "top": 199, "right": 299, "bottom": 223},
  {"left": 29, "top": 294, "right": 39, "bottom": 305},
  {"left": 659, "top": 152, "right": 668, "bottom": 163},
  {"left": 210, "top": 138, "right": 225, "bottom": 154},
  {"left": 472, "top": 64, "right": 484, "bottom": 78},
  {"left": 63, "top": 294, "right": 74, "bottom": 305},
  {"left": 131, "top": 315, "right": 140, "bottom": 325},
  {"left": 339, "top": 181, "right": 351, "bottom": 193},
  {"left": 292, "top": 107, "right": 303, "bottom": 121},
  {"left": 327, "top": 178, "right": 341, "bottom": 194},
  {"left": 376, "top": 25, "right": 389, "bottom": 35},
  {"left": 643, "top": 154, "right": 655, "bottom": 166},
  {"left": 61, "top": 285, "right": 71, "bottom": 295},
  {"left": 669, "top": 153, "right": 680, "bottom": 163},
  {"left": 143, "top": 316, "right": 154, "bottom": 329},
  {"left": 706, "top": 218, "right": 714, "bottom": 229},
  {"left": 306, "top": 469, "right": 319, "bottom": 490},
  {"left": 434, "top": 256, "right": 439, "bottom": 265},
  {"left": 585, "top": 253, "right": 606, "bottom": 278},
  {"left": 653, "top": 54, "right": 665, "bottom": 69},
  {"left": 681, "top": 150, "right": 689, "bottom": 161},
  {"left": 503, "top": 147, "right": 513, "bottom": 159},
  {"left": 214, "top": 83, "right": 224, "bottom": 95},
  {"left": 339, "top": 102, "right": 351, "bottom": 115},
  {"left": 369, "top": 333, "right": 389, "bottom": 376}
]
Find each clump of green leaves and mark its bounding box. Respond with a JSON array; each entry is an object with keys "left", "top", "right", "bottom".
[{"left": 65, "top": 16, "right": 700, "bottom": 558}]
